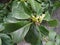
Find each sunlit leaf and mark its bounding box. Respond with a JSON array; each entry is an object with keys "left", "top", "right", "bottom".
[
  {"left": 44, "top": 11, "right": 51, "bottom": 21},
  {"left": 12, "top": 1, "right": 30, "bottom": 19},
  {"left": 49, "top": 30, "right": 56, "bottom": 41},
  {"left": 28, "top": 0, "right": 43, "bottom": 15},
  {"left": 56, "top": 35, "right": 60, "bottom": 45},
  {"left": 46, "top": 41, "right": 55, "bottom": 45}
]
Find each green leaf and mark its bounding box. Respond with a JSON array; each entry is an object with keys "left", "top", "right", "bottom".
[
  {"left": 0, "top": 3, "right": 4, "bottom": 10},
  {"left": 0, "top": 8, "right": 8, "bottom": 23},
  {"left": 3, "top": 13, "right": 19, "bottom": 23},
  {"left": 0, "top": 23, "right": 4, "bottom": 32},
  {"left": 0, "top": 34, "right": 13, "bottom": 45},
  {"left": 11, "top": 23, "right": 31, "bottom": 43},
  {"left": 0, "top": 38, "right": 2, "bottom": 45},
  {"left": 54, "top": 1, "right": 60, "bottom": 8},
  {"left": 44, "top": 11, "right": 51, "bottom": 21},
  {"left": 56, "top": 35, "right": 60, "bottom": 45},
  {"left": 3, "top": 21, "right": 30, "bottom": 33},
  {"left": 48, "top": 20, "right": 58, "bottom": 27},
  {"left": 46, "top": 41, "right": 55, "bottom": 45},
  {"left": 25, "top": 24, "right": 42, "bottom": 45},
  {"left": 35, "top": 26, "right": 43, "bottom": 45},
  {"left": 21, "top": 2, "right": 32, "bottom": 15},
  {"left": 38, "top": 25, "right": 49, "bottom": 36},
  {"left": 49, "top": 30, "right": 56, "bottom": 41},
  {"left": 12, "top": 1, "right": 30, "bottom": 19},
  {"left": 28, "top": 0, "right": 43, "bottom": 15}
]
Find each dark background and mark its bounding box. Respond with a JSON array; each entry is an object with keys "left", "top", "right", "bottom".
[{"left": 0, "top": 0, "right": 10, "bottom": 3}]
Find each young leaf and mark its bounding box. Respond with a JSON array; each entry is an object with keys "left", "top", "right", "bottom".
[{"left": 11, "top": 23, "right": 31, "bottom": 43}]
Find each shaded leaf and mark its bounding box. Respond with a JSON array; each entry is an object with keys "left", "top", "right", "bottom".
[
  {"left": 25, "top": 24, "right": 43, "bottom": 45},
  {"left": 0, "top": 3, "right": 4, "bottom": 9},
  {"left": 48, "top": 20, "right": 58, "bottom": 27},
  {"left": 54, "top": 1, "right": 60, "bottom": 8},
  {"left": 11, "top": 23, "right": 31, "bottom": 43},
  {"left": 38, "top": 25, "right": 49, "bottom": 36},
  {"left": 3, "top": 21, "right": 30, "bottom": 33},
  {"left": 0, "top": 34, "right": 13, "bottom": 45}
]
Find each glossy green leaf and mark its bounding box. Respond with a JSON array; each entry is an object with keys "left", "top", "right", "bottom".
[
  {"left": 38, "top": 25, "right": 49, "bottom": 36},
  {"left": 48, "top": 20, "right": 58, "bottom": 27},
  {"left": 12, "top": 1, "right": 30, "bottom": 19},
  {"left": 3, "top": 21, "right": 30, "bottom": 33},
  {"left": 0, "top": 34, "right": 13, "bottom": 45},
  {"left": 3, "top": 13, "right": 19, "bottom": 23},
  {"left": 46, "top": 41, "right": 55, "bottom": 45},
  {"left": 11, "top": 23, "right": 31, "bottom": 43},
  {"left": 21, "top": 2, "right": 32, "bottom": 15},
  {"left": 49, "top": 30, "right": 56, "bottom": 41},
  {"left": 28, "top": 0, "right": 43, "bottom": 15},
  {"left": 25, "top": 24, "right": 42, "bottom": 45}
]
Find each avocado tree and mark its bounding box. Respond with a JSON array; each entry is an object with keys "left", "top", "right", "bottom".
[{"left": 0, "top": 0, "right": 60, "bottom": 45}]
